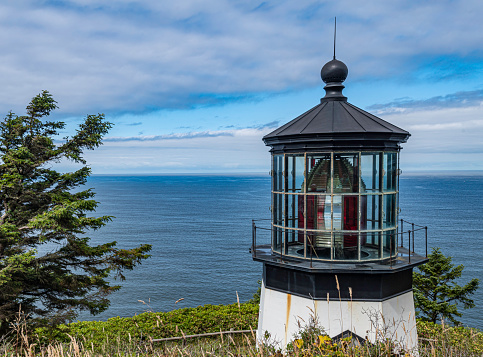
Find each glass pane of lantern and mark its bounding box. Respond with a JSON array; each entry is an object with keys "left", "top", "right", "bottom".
[
  {"left": 343, "top": 195, "right": 359, "bottom": 231},
  {"left": 360, "top": 232, "right": 381, "bottom": 259},
  {"left": 306, "top": 155, "right": 330, "bottom": 193},
  {"left": 305, "top": 195, "right": 330, "bottom": 231},
  {"left": 286, "top": 229, "right": 304, "bottom": 259},
  {"left": 296, "top": 194, "right": 305, "bottom": 230},
  {"left": 306, "top": 231, "right": 316, "bottom": 250},
  {"left": 332, "top": 195, "right": 342, "bottom": 230},
  {"left": 286, "top": 229, "right": 297, "bottom": 245},
  {"left": 361, "top": 194, "right": 381, "bottom": 230},
  {"left": 333, "top": 233, "right": 343, "bottom": 259},
  {"left": 295, "top": 194, "right": 305, "bottom": 252},
  {"left": 286, "top": 155, "right": 305, "bottom": 193},
  {"left": 272, "top": 226, "right": 282, "bottom": 253},
  {"left": 333, "top": 153, "right": 359, "bottom": 193},
  {"left": 333, "top": 233, "right": 358, "bottom": 260},
  {"left": 383, "top": 152, "right": 397, "bottom": 192},
  {"left": 272, "top": 193, "right": 277, "bottom": 225},
  {"left": 272, "top": 194, "right": 282, "bottom": 253},
  {"left": 273, "top": 193, "right": 284, "bottom": 226},
  {"left": 334, "top": 195, "right": 359, "bottom": 260},
  {"left": 313, "top": 231, "right": 332, "bottom": 254},
  {"left": 297, "top": 230, "right": 305, "bottom": 252},
  {"left": 305, "top": 192, "right": 331, "bottom": 259},
  {"left": 383, "top": 194, "right": 396, "bottom": 228},
  {"left": 306, "top": 231, "right": 331, "bottom": 260},
  {"left": 361, "top": 153, "right": 380, "bottom": 192},
  {"left": 383, "top": 229, "right": 397, "bottom": 258},
  {"left": 273, "top": 155, "right": 284, "bottom": 192},
  {"left": 287, "top": 194, "right": 299, "bottom": 229}
]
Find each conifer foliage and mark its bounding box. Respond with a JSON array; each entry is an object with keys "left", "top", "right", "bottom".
[
  {"left": 413, "top": 247, "right": 479, "bottom": 324},
  {"left": 0, "top": 91, "right": 151, "bottom": 334}
]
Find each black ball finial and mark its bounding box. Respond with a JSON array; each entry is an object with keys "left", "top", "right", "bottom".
[{"left": 321, "top": 59, "right": 348, "bottom": 84}]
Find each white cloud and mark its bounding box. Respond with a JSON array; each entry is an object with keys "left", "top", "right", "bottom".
[
  {"left": 368, "top": 91, "right": 483, "bottom": 115},
  {"left": 104, "top": 131, "right": 234, "bottom": 142},
  {"left": 409, "top": 119, "right": 483, "bottom": 131},
  {"left": 57, "top": 126, "right": 273, "bottom": 174},
  {"left": 382, "top": 104, "right": 483, "bottom": 170}
]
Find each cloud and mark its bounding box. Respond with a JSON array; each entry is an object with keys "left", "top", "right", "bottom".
[
  {"left": 216, "top": 120, "right": 279, "bottom": 131},
  {"left": 248, "top": 120, "right": 279, "bottom": 130},
  {"left": 0, "top": 1, "right": 482, "bottom": 116},
  {"left": 376, "top": 104, "right": 483, "bottom": 171},
  {"left": 408, "top": 119, "right": 483, "bottom": 132},
  {"left": 104, "top": 130, "right": 234, "bottom": 142},
  {"left": 367, "top": 90, "right": 483, "bottom": 115},
  {"left": 64, "top": 125, "right": 274, "bottom": 174},
  {"left": 126, "top": 122, "right": 143, "bottom": 126},
  {"left": 103, "top": 121, "right": 277, "bottom": 142}
]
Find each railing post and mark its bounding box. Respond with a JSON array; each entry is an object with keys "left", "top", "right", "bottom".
[
  {"left": 408, "top": 231, "right": 411, "bottom": 263},
  {"left": 271, "top": 225, "right": 275, "bottom": 254},
  {"left": 400, "top": 219, "right": 404, "bottom": 247},
  {"left": 412, "top": 223, "right": 415, "bottom": 254},
  {"left": 280, "top": 228, "right": 283, "bottom": 261},
  {"left": 309, "top": 234, "right": 313, "bottom": 268},
  {"left": 425, "top": 226, "right": 428, "bottom": 257},
  {"left": 252, "top": 220, "right": 256, "bottom": 258},
  {"left": 390, "top": 233, "right": 393, "bottom": 268}
]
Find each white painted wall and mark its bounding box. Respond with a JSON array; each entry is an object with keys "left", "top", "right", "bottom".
[{"left": 257, "top": 281, "right": 418, "bottom": 352}]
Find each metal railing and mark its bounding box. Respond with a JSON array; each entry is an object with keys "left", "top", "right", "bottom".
[
  {"left": 399, "top": 219, "right": 428, "bottom": 262},
  {"left": 251, "top": 219, "right": 428, "bottom": 263},
  {"left": 251, "top": 219, "right": 271, "bottom": 258}
]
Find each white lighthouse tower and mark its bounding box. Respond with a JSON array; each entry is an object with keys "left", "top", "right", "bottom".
[{"left": 251, "top": 54, "right": 428, "bottom": 351}]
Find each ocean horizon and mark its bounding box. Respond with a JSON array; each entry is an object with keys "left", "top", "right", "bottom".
[{"left": 90, "top": 170, "right": 483, "bottom": 176}]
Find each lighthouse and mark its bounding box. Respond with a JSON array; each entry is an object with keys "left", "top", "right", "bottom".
[{"left": 251, "top": 54, "right": 428, "bottom": 351}]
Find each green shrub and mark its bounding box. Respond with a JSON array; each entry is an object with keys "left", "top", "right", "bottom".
[
  {"left": 417, "top": 320, "right": 483, "bottom": 356},
  {"left": 35, "top": 303, "right": 258, "bottom": 350}
]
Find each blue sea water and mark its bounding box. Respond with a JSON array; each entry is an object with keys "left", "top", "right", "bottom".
[{"left": 77, "top": 174, "right": 483, "bottom": 330}]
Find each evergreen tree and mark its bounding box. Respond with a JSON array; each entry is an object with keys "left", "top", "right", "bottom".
[
  {"left": 413, "top": 247, "right": 479, "bottom": 324},
  {"left": 0, "top": 91, "right": 151, "bottom": 334}
]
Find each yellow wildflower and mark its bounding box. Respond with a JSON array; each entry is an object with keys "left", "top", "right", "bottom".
[{"left": 295, "top": 339, "right": 304, "bottom": 349}]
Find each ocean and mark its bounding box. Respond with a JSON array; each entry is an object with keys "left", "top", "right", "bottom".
[{"left": 76, "top": 173, "right": 483, "bottom": 330}]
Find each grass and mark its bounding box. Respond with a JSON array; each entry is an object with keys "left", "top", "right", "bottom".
[
  {"left": 31, "top": 303, "right": 258, "bottom": 352},
  {"left": 1, "top": 302, "right": 482, "bottom": 356},
  {"left": 417, "top": 320, "right": 483, "bottom": 356}
]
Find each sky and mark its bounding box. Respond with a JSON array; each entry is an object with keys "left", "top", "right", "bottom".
[{"left": 1, "top": 0, "right": 483, "bottom": 174}]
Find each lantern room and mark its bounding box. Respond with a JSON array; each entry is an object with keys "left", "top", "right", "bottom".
[
  {"left": 264, "top": 58, "right": 409, "bottom": 263},
  {"left": 270, "top": 150, "right": 400, "bottom": 261}
]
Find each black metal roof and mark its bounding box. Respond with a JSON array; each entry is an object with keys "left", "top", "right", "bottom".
[{"left": 263, "top": 58, "right": 410, "bottom": 153}]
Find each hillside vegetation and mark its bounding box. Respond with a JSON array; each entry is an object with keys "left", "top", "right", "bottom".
[{"left": 2, "top": 302, "right": 482, "bottom": 356}]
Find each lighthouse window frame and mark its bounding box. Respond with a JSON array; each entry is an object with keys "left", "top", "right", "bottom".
[
  {"left": 271, "top": 150, "right": 400, "bottom": 262},
  {"left": 383, "top": 194, "right": 397, "bottom": 229},
  {"left": 361, "top": 153, "right": 380, "bottom": 191},
  {"left": 273, "top": 154, "right": 284, "bottom": 192},
  {"left": 286, "top": 155, "right": 305, "bottom": 193},
  {"left": 383, "top": 153, "right": 397, "bottom": 192}
]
